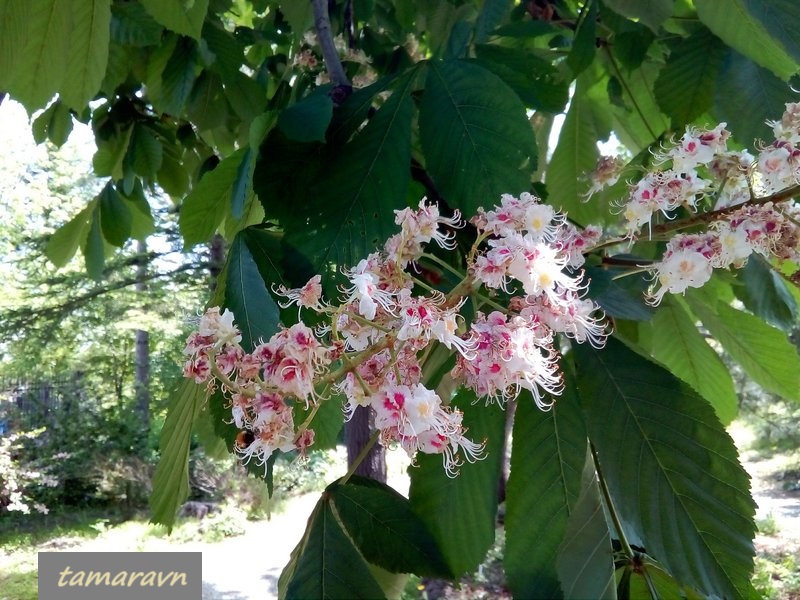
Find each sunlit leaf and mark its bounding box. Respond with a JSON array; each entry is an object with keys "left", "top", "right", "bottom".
[
  {"left": 140, "top": 0, "right": 208, "bottom": 40},
  {"left": 60, "top": 0, "right": 110, "bottom": 111}
]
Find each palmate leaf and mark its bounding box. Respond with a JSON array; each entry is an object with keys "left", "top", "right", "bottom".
[
  {"left": 687, "top": 292, "right": 800, "bottom": 402},
  {"left": 279, "top": 496, "right": 386, "bottom": 600},
  {"left": 408, "top": 389, "right": 506, "bottom": 576},
  {"left": 504, "top": 387, "right": 587, "bottom": 599},
  {"left": 743, "top": 0, "right": 800, "bottom": 63},
  {"left": 150, "top": 379, "right": 206, "bottom": 531},
  {"left": 575, "top": 337, "right": 757, "bottom": 599},
  {"left": 60, "top": 0, "right": 110, "bottom": 111},
  {"left": 419, "top": 60, "right": 537, "bottom": 217},
  {"left": 328, "top": 476, "right": 452, "bottom": 578},
  {"left": 638, "top": 296, "right": 738, "bottom": 424},
  {"left": 555, "top": 450, "right": 615, "bottom": 600},
  {"left": 284, "top": 73, "right": 415, "bottom": 278}
]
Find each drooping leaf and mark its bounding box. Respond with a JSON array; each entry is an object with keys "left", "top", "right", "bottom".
[
  {"left": 474, "top": 0, "right": 513, "bottom": 44},
  {"left": 223, "top": 232, "right": 281, "bottom": 352},
  {"left": 555, "top": 450, "right": 615, "bottom": 600},
  {"left": 83, "top": 204, "right": 106, "bottom": 280},
  {"left": 654, "top": 27, "right": 727, "bottom": 127},
  {"left": 602, "top": 0, "right": 672, "bottom": 32},
  {"left": 687, "top": 294, "right": 800, "bottom": 401},
  {"left": 328, "top": 476, "right": 452, "bottom": 578},
  {"left": 129, "top": 124, "right": 164, "bottom": 178},
  {"left": 713, "top": 50, "right": 792, "bottom": 147},
  {"left": 230, "top": 147, "right": 252, "bottom": 220},
  {"left": 737, "top": 255, "right": 798, "bottom": 331},
  {"left": 742, "top": 0, "right": 800, "bottom": 63},
  {"left": 140, "top": 0, "right": 209, "bottom": 40},
  {"left": 110, "top": 1, "right": 163, "bottom": 46},
  {"left": 474, "top": 45, "right": 569, "bottom": 113},
  {"left": 0, "top": 0, "right": 70, "bottom": 110},
  {"left": 187, "top": 71, "right": 229, "bottom": 131},
  {"left": 153, "top": 38, "right": 198, "bottom": 117},
  {"left": 567, "top": 0, "right": 597, "bottom": 78},
  {"left": 695, "top": 0, "right": 798, "bottom": 80},
  {"left": 575, "top": 337, "right": 757, "bottom": 600},
  {"left": 408, "top": 389, "right": 506, "bottom": 576},
  {"left": 638, "top": 296, "right": 738, "bottom": 424},
  {"left": 32, "top": 100, "right": 73, "bottom": 147},
  {"left": 179, "top": 149, "right": 244, "bottom": 248},
  {"left": 420, "top": 60, "right": 537, "bottom": 217},
  {"left": 122, "top": 181, "right": 157, "bottom": 240},
  {"left": 280, "top": 497, "right": 387, "bottom": 600},
  {"left": 150, "top": 379, "right": 207, "bottom": 531},
  {"left": 45, "top": 202, "right": 96, "bottom": 267},
  {"left": 98, "top": 183, "right": 132, "bottom": 247},
  {"left": 505, "top": 387, "right": 587, "bottom": 599},
  {"left": 60, "top": 0, "right": 110, "bottom": 110},
  {"left": 284, "top": 73, "right": 414, "bottom": 277}
]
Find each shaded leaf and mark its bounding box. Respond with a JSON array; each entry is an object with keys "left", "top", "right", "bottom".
[
  {"left": 140, "top": 0, "right": 209, "bottom": 40},
  {"left": 99, "top": 183, "right": 132, "bottom": 247},
  {"left": 329, "top": 476, "right": 452, "bottom": 578},
  {"left": 638, "top": 296, "right": 738, "bottom": 424},
  {"left": 586, "top": 266, "right": 654, "bottom": 321},
  {"left": 575, "top": 337, "right": 757, "bottom": 599},
  {"left": 505, "top": 387, "right": 587, "bottom": 599},
  {"left": 567, "top": 0, "right": 597, "bottom": 78},
  {"left": 696, "top": 0, "right": 798, "bottom": 80},
  {"left": 654, "top": 27, "right": 727, "bottom": 126},
  {"left": 420, "top": 60, "right": 537, "bottom": 217},
  {"left": 555, "top": 451, "right": 615, "bottom": 600},
  {"left": 45, "top": 202, "right": 95, "bottom": 267},
  {"left": 110, "top": 1, "right": 163, "bottom": 46},
  {"left": 32, "top": 100, "right": 73, "bottom": 147},
  {"left": 281, "top": 498, "right": 386, "bottom": 600},
  {"left": 278, "top": 92, "right": 334, "bottom": 143},
  {"left": 130, "top": 124, "right": 164, "bottom": 178},
  {"left": 737, "top": 255, "right": 798, "bottom": 331},
  {"left": 687, "top": 294, "right": 800, "bottom": 401},
  {"left": 408, "top": 389, "right": 506, "bottom": 576},
  {"left": 743, "top": 0, "right": 800, "bottom": 63},
  {"left": 83, "top": 204, "right": 106, "bottom": 280},
  {"left": 61, "top": 0, "right": 110, "bottom": 110},
  {"left": 230, "top": 147, "right": 252, "bottom": 219},
  {"left": 150, "top": 379, "right": 207, "bottom": 531},
  {"left": 223, "top": 232, "right": 281, "bottom": 352},
  {"left": 475, "top": 0, "right": 513, "bottom": 44},
  {"left": 602, "top": 0, "right": 672, "bottom": 32}
]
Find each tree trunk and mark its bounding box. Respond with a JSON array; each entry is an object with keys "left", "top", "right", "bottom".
[
  {"left": 134, "top": 240, "right": 150, "bottom": 432},
  {"left": 345, "top": 406, "right": 386, "bottom": 482}
]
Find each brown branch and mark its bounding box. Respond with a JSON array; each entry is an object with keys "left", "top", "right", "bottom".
[
  {"left": 311, "top": 0, "right": 352, "bottom": 104},
  {"left": 650, "top": 183, "right": 800, "bottom": 236}
]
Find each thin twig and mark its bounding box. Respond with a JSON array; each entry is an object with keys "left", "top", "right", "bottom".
[{"left": 311, "top": 0, "right": 352, "bottom": 103}]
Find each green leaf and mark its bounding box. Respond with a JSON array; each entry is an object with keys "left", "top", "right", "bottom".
[
  {"left": 223, "top": 232, "right": 282, "bottom": 352},
  {"left": 606, "top": 63, "right": 668, "bottom": 152},
  {"left": 567, "top": 0, "right": 597, "bottom": 78},
  {"left": 654, "top": 27, "right": 727, "bottom": 127},
  {"left": 153, "top": 38, "right": 198, "bottom": 116},
  {"left": 45, "top": 201, "right": 96, "bottom": 267},
  {"left": 638, "top": 296, "right": 738, "bottom": 424},
  {"left": 110, "top": 1, "right": 163, "bottom": 46},
  {"left": 188, "top": 71, "right": 229, "bottom": 131},
  {"left": 277, "top": 92, "right": 334, "bottom": 143},
  {"left": 575, "top": 337, "right": 757, "bottom": 600},
  {"left": 32, "top": 100, "right": 73, "bottom": 147},
  {"left": 408, "top": 389, "right": 506, "bottom": 576},
  {"left": 150, "top": 379, "right": 207, "bottom": 531},
  {"left": 281, "top": 0, "right": 313, "bottom": 39},
  {"left": 140, "top": 0, "right": 209, "bottom": 40},
  {"left": 713, "top": 50, "right": 793, "bottom": 153},
  {"left": 222, "top": 71, "right": 265, "bottom": 122},
  {"left": 292, "top": 393, "right": 343, "bottom": 450},
  {"left": 742, "top": 0, "right": 800, "bottom": 63},
  {"left": 284, "top": 74, "right": 414, "bottom": 276},
  {"left": 555, "top": 451, "right": 615, "bottom": 600},
  {"left": 179, "top": 149, "right": 244, "bottom": 248},
  {"left": 122, "top": 181, "right": 157, "bottom": 240},
  {"left": 60, "top": 0, "right": 110, "bottom": 110},
  {"left": 505, "top": 387, "right": 587, "bottom": 599},
  {"left": 695, "top": 0, "right": 798, "bottom": 80},
  {"left": 230, "top": 147, "right": 252, "bottom": 219},
  {"left": 586, "top": 266, "right": 654, "bottom": 321},
  {"left": 473, "top": 45, "right": 569, "bottom": 113},
  {"left": 1, "top": 0, "right": 70, "bottom": 110},
  {"left": 546, "top": 75, "right": 603, "bottom": 225},
  {"left": 602, "top": 0, "right": 672, "bottom": 32},
  {"left": 474, "top": 0, "right": 513, "bottom": 44},
  {"left": 93, "top": 125, "right": 133, "bottom": 180},
  {"left": 687, "top": 295, "right": 800, "bottom": 401},
  {"left": 737, "top": 256, "right": 798, "bottom": 331},
  {"left": 129, "top": 124, "right": 164, "bottom": 178},
  {"left": 98, "top": 183, "right": 132, "bottom": 247},
  {"left": 420, "top": 60, "right": 537, "bottom": 217},
  {"left": 328, "top": 476, "right": 452, "bottom": 578},
  {"left": 281, "top": 498, "right": 387, "bottom": 600},
  {"left": 83, "top": 204, "right": 106, "bottom": 280}
]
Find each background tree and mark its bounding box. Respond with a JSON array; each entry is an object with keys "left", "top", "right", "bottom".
[{"left": 2, "top": 1, "right": 800, "bottom": 598}]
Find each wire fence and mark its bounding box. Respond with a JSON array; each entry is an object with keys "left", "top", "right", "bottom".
[{"left": 0, "top": 375, "right": 86, "bottom": 434}]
